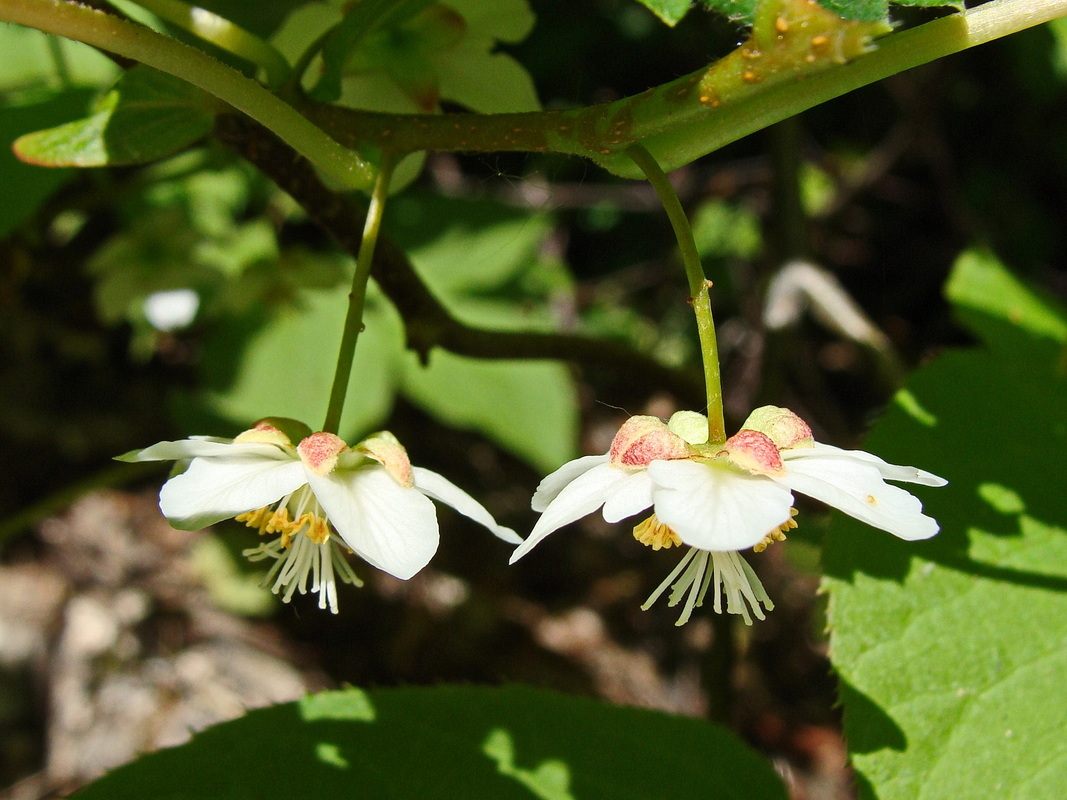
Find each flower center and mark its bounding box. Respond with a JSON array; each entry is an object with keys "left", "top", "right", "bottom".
[
  {"left": 235, "top": 485, "right": 331, "bottom": 547},
  {"left": 633, "top": 514, "right": 682, "bottom": 550},
  {"left": 753, "top": 507, "right": 798, "bottom": 552}
]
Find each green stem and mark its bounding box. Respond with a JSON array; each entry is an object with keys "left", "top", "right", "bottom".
[
  {"left": 130, "top": 0, "right": 291, "bottom": 88},
  {"left": 3, "top": 0, "right": 1063, "bottom": 182},
  {"left": 322, "top": 154, "right": 396, "bottom": 435},
  {"left": 46, "top": 33, "right": 72, "bottom": 87},
  {"left": 768, "top": 116, "right": 808, "bottom": 262},
  {"left": 626, "top": 144, "right": 725, "bottom": 444},
  {"left": 299, "top": 0, "right": 1067, "bottom": 177},
  {"left": 626, "top": 0, "right": 1067, "bottom": 177},
  {"left": 0, "top": 0, "right": 373, "bottom": 190},
  {"left": 287, "top": 26, "right": 333, "bottom": 93}
]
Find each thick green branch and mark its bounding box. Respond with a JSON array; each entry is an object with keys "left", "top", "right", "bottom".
[
  {"left": 0, "top": 0, "right": 373, "bottom": 189},
  {"left": 630, "top": 0, "right": 1067, "bottom": 176},
  {"left": 213, "top": 115, "right": 705, "bottom": 405},
  {"left": 300, "top": 0, "right": 1067, "bottom": 175},
  {"left": 4, "top": 0, "right": 1063, "bottom": 183}
]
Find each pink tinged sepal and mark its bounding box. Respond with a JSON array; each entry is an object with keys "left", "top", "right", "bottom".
[
  {"left": 297, "top": 432, "right": 349, "bottom": 477},
  {"left": 741, "top": 405, "right": 814, "bottom": 450},
  {"left": 235, "top": 417, "right": 312, "bottom": 446},
  {"left": 357, "top": 431, "right": 415, "bottom": 488},
  {"left": 609, "top": 415, "right": 693, "bottom": 469},
  {"left": 718, "top": 430, "right": 786, "bottom": 477}
]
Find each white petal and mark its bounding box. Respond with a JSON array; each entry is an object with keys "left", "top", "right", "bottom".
[
  {"left": 647, "top": 460, "right": 794, "bottom": 551},
  {"left": 788, "top": 443, "right": 947, "bottom": 487},
  {"left": 119, "top": 437, "right": 288, "bottom": 462},
  {"left": 601, "top": 470, "right": 655, "bottom": 523},
  {"left": 777, "top": 455, "right": 940, "bottom": 541},
  {"left": 159, "top": 457, "right": 307, "bottom": 530},
  {"left": 310, "top": 467, "right": 439, "bottom": 580},
  {"left": 412, "top": 466, "right": 522, "bottom": 544},
  {"left": 531, "top": 454, "right": 609, "bottom": 512},
  {"left": 510, "top": 462, "right": 634, "bottom": 563}
]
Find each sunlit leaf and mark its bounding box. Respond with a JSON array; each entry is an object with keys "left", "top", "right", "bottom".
[
  {"left": 825, "top": 250, "right": 1067, "bottom": 799},
  {"left": 74, "top": 686, "right": 786, "bottom": 800},
  {"left": 637, "top": 0, "right": 964, "bottom": 26},
  {"left": 14, "top": 66, "right": 215, "bottom": 168}
]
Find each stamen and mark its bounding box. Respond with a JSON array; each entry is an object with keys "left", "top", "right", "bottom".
[
  {"left": 753, "top": 507, "right": 799, "bottom": 552},
  {"left": 642, "top": 547, "right": 775, "bottom": 625},
  {"left": 641, "top": 547, "right": 698, "bottom": 611},
  {"left": 242, "top": 527, "right": 362, "bottom": 614},
  {"left": 633, "top": 514, "right": 682, "bottom": 550}
]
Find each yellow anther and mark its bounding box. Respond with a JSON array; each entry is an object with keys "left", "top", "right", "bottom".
[
  {"left": 633, "top": 515, "right": 682, "bottom": 551},
  {"left": 753, "top": 508, "right": 798, "bottom": 552},
  {"left": 265, "top": 508, "right": 291, "bottom": 534},
  {"left": 236, "top": 507, "right": 272, "bottom": 534}
]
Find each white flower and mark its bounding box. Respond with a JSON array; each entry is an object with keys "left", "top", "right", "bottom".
[
  {"left": 511, "top": 406, "right": 945, "bottom": 625},
  {"left": 119, "top": 418, "right": 520, "bottom": 613}
]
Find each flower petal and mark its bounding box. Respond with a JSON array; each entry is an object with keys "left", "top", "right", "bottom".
[
  {"left": 601, "top": 470, "right": 655, "bottom": 523},
  {"left": 119, "top": 437, "right": 290, "bottom": 462},
  {"left": 511, "top": 462, "right": 634, "bottom": 563},
  {"left": 159, "top": 457, "right": 307, "bottom": 530},
  {"left": 531, "top": 454, "right": 609, "bottom": 512},
  {"left": 412, "top": 466, "right": 522, "bottom": 544},
  {"left": 310, "top": 466, "right": 439, "bottom": 580},
  {"left": 776, "top": 454, "right": 940, "bottom": 540},
  {"left": 647, "top": 460, "right": 794, "bottom": 551},
  {"left": 789, "top": 443, "right": 947, "bottom": 487}
]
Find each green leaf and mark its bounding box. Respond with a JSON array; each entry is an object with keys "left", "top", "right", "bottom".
[
  {"left": 73, "top": 685, "right": 786, "bottom": 800},
  {"left": 315, "top": 0, "right": 434, "bottom": 103},
  {"left": 302, "top": 0, "right": 539, "bottom": 114},
  {"left": 634, "top": 0, "right": 697, "bottom": 26},
  {"left": 692, "top": 0, "right": 963, "bottom": 26},
  {"left": 825, "top": 250, "right": 1067, "bottom": 799},
  {"left": 387, "top": 194, "right": 579, "bottom": 471},
  {"left": 402, "top": 349, "right": 578, "bottom": 474},
  {"left": 0, "top": 89, "right": 94, "bottom": 237},
  {"left": 188, "top": 284, "right": 404, "bottom": 443},
  {"left": 945, "top": 248, "right": 1067, "bottom": 348},
  {"left": 14, "top": 66, "right": 215, "bottom": 167}
]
